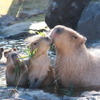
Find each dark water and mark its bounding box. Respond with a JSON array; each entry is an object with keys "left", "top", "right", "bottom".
[{"left": 0, "top": 38, "right": 100, "bottom": 96}]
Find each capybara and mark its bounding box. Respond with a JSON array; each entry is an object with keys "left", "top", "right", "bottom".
[
  {"left": 50, "top": 25, "right": 100, "bottom": 88},
  {"left": 4, "top": 49, "right": 29, "bottom": 88},
  {"left": 0, "top": 48, "right": 4, "bottom": 59},
  {"left": 28, "top": 36, "right": 55, "bottom": 89}
]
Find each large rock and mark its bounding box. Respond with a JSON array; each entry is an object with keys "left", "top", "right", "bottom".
[
  {"left": 0, "top": 15, "right": 20, "bottom": 27},
  {"left": 77, "top": 1, "right": 100, "bottom": 43},
  {"left": 45, "top": 0, "right": 90, "bottom": 29},
  {"left": 0, "top": 21, "right": 47, "bottom": 39}
]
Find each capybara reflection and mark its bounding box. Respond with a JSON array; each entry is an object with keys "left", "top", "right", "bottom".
[
  {"left": 4, "top": 49, "right": 29, "bottom": 88},
  {"left": 28, "top": 36, "right": 55, "bottom": 89},
  {"left": 50, "top": 25, "right": 100, "bottom": 88}
]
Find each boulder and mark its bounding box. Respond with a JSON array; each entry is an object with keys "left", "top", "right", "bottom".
[
  {"left": 45, "top": 0, "right": 90, "bottom": 29},
  {"left": 0, "top": 21, "right": 47, "bottom": 39},
  {"left": 77, "top": 1, "right": 100, "bottom": 43},
  {"left": 0, "top": 15, "right": 20, "bottom": 27}
]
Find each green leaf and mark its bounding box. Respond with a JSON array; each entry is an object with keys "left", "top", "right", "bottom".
[{"left": 36, "top": 32, "right": 46, "bottom": 36}]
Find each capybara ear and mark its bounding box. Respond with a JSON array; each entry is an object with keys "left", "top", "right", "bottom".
[
  {"left": 4, "top": 49, "right": 12, "bottom": 58},
  {"left": 0, "top": 48, "right": 4, "bottom": 52},
  {"left": 13, "top": 48, "right": 17, "bottom": 51}
]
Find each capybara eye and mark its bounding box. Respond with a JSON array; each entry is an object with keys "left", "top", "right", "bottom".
[
  {"left": 34, "top": 42, "right": 38, "bottom": 45},
  {"left": 56, "top": 28, "right": 62, "bottom": 33},
  {"left": 11, "top": 54, "right": 17, "bottom": 57},
  {"left": 45, "top": 37, "right": 50, "bottom": 41},
  {"left": 72, "top": 35, "right": 78, "bottom": 39},
  {"left": 0, "top": 48, "right": 4, "bottom": 52}
]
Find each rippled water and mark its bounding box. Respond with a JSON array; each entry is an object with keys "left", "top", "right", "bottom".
[
  {"left": 0, "top": 38, "right": 100, "bottom": 96},
  {"left": 0, "top": 38, "right": 55, "bottom": 87}
]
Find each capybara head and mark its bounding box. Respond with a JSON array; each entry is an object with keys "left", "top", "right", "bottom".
[
  {"left": 28, "top": 36, "right": 52, "bottom": 57},
  {"left": 4, "top": 48, "right": 18, "bottom": 64},
  {"left": 50, "top": 25, "right": 87, "bottom": 50},
  {"left": 0, "top": 48, "right": 4, "bottom": 59}
]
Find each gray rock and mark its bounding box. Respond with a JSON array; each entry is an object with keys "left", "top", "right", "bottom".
[
  {"left": 19, "top": 9, "right": 46, "bottom": 19},
  {"left": 45, "top": 0, "right": 90, "bottom": 29},
  {"left": 81, "top": 91, "right": 100, "bottom": 97},
  {"left": 0, "top": 21, "right": 47, "bottom": 39},
  {"left": 77, "top": 1, "right": 100, "bottom": 43},
  {"left": 0, "top": 87, "right": 60, "bottom": 100},
  {"left": 0, "top": 15, "right": 20, "bottom": 27}
]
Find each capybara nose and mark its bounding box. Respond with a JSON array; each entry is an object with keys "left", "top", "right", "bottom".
[
  {"left": 11, "top": 53, "right": 18, "bottom": 58},
  {"left": 45, "top": 37, "right": 50, "bottom": 41}
]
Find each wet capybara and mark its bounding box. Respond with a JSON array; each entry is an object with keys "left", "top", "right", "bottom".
[
  {"left": 4, "top": 49, "right": 29, "bottom": 88},
  {"left": 28, "top": 36, "right": 55, "bottom": 89}
]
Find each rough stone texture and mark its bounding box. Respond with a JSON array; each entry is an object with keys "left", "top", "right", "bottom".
[
  {"left": 19, "top": 9, "right": 46, "bottom": 19},
  {"left": 0, "top": 15, "right": 20, "bottom": 27},
  {"left": 45, "top": 0, "right": 90, "bottom": 29},
  {"left": 0, "top": 87, "right": 100, "bottom": 100},
  {"left": 77, "top": 1, "right": 100, "bottom": 43},
  {"left": 0, "top": 21, "right": 47, "bottom": 39}
]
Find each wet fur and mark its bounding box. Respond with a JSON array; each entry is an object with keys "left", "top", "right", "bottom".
[
  {"left": 4, "top": 49, "right": 29, "bottom": 88},
  {"left": 28, "top": 36, "right": 55, "bottom": 89},
  {"left": 50, "top": 25, "right": 100, "bottom": 88}
]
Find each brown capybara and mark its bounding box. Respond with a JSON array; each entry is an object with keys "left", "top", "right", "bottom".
[
  {"left": 50, "top": 25, "right": 100, "bottom": 88},
  {"left": 0, "top": 48, "right": 4, "bottom": 59},
  {"left": 28, "top": 36, "right": 55, "bottom": 89},
  {"left": 4, "top": 49, "right": 29, "bottom": 88}
]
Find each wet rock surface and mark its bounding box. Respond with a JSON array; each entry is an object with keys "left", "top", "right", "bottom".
[{"left": 77, "top": 1, "right": 100, "bottom": 43}]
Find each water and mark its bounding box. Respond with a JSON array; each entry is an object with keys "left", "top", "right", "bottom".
[
  {"left": 0, "top": 38, "right": 100, "bottom": 96},
  {"left": 0, "top": 38, "right": 55, "bottom": 87}
]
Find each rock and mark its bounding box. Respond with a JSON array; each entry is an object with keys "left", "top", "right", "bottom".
[
  {"left": 19, "top": 9, "right": 46, "bottom": 19},
  {"left": 0, "top": 15, "right": 20, "bottom": 27},
  {"left": 0, "top": 87, "right": 61, "bottom": 100},
  {"left": 0, "top": 87, "right": 100, "bottom": 100},
  {"left": 77, "top": 1, "right": 100, "bottom": 43},
  {"left": 81, "top": 91, "right": 100, "bottom": 97},
  {"left": 45, "top": 0, "right": 90, "bottom": 29},
  {"left": 0, "top": 21, "right": 48, "bottom": 39}
]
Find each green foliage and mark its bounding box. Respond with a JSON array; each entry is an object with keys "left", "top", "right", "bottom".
[
  {"left": 19, "top": 48, "right": 38, "bottom": 59},
  {"left": 36, "top": 32, "right": 46, "bottom": 36},
  {"left": 14, "top": 62, "right": 21, "bottom": 80},
  {"left": 60, "top": 84, "right": 74, "bottom": 96}
]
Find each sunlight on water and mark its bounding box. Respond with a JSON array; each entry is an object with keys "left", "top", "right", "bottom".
[{"left": 0, "top": 38, "right": 100, "bottom": 96}]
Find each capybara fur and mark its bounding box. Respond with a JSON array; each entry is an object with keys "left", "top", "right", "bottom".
[
  {"left": 0, "top": 48, "right": 4, "bottom": 59},
  {"left": 4, "top": 49, "right": 29, "bottom": 88},
  {"left": 50, "top": 25, "right": 100, "bottom": 88},
  {"left": 28, "top": 36, "right": 55, "bottom": 89}
]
